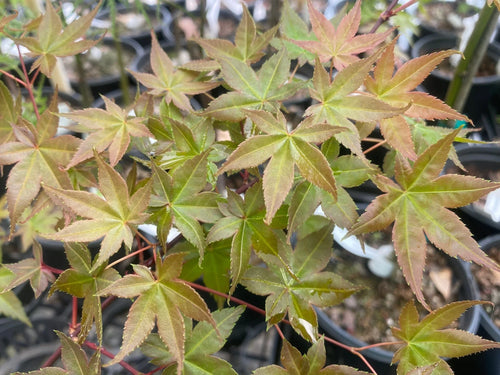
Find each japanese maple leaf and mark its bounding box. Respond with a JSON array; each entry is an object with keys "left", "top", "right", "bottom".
[
  {"left": 218, "top": 110, "right": 342, "bottom": 223},
  {"left": 0, "top": 264, "right": 30, "bottom": 326},
  {"left": 0, "top": 95, "right": 80, "bottom": 231},
  {"left": 272, "top": 0, "right": 317, "bottom": 64},
  {"left": 14, "top": 331, "right": 102, "bottom": 375},
  {"left": 150, "top": 152, "right": 222, "bottom": 253},
  {"left": 287, "top": 140, "right": 378, "bottom": 238},
  {"left": 291, "top": 0, "right": 393, "bottom": 71},
  {"left": 3, "top": 240, "right": 54, "bottom": 299},
  {"left": 50, "top": 242, "right": 120, "bottom": 344},
  {"left": 392, "top": 300, "right": 500, "bottom": 375},
  {"left": 242, "top": 220, "right": 360, "bottom": 340},
  {"left": 141, "top": 306, "right": 245, "bottom": 374},
  {"left": 42, "top": 153, "right": 151, "bottom": 271},
  {"left": 306, "top": 54, "right": 406, "bottom": 155},
  {"left": 348, "top": 128, "right": 500, "bottom": 308},
  {"left": 97, "top": 253, "right": 215, "bottom": 373},
  {"left": 254, "top": 338, "right": 370, "bottom": 375},
  {"left": 203, "top": 50, "right": 304, "bottom": 122},
  {"left": 0, "top": 80, "right": 20, "bottom": 144},
  {"left": 63, "top": 95, "right": 152, "bottom": 168},
  {"left": 196, "top": 5, "right": 277, "bottom": 64},
  {"left": 207, "top": 182, "right": 293, "bottom": 293},
  {"left": 130, "top": 33, "right": 219, "bottom": 111},
  {"left": 364, "top": 40, "right": 469, "bottom": 160},
  {"left": 15, "top": 1, "right": 101, "bottom": 77}
]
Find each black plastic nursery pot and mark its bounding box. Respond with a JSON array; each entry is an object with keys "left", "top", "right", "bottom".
[
  {"left": 309, "top": 224, "right": 482, "bottom": 375},
  {"left": 411, "top": 34, "right": 500, "bottom": 123},
  {"left": 443, "top": 143, "right": 500, "bottom": 239},
  {"left": 60, "top": 37, "right": 144, "bottom": 99},
  {"left": 464, "top": 234, "right": 500, "bottom": 375},
  {"left": 316, "top": 257, "right": 481, "bottom": 375},
  {"left": 92, "top": 4, "right": 174, "bottom": 46}
]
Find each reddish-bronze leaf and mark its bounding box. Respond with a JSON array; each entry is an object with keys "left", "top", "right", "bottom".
[{"left": 348, "top": 129, "right": 500, "bottom": 308}]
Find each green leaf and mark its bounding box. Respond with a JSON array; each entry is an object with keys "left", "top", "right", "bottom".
[
  {"left": 63, "top": 96, "right": 152, "bottom": 168},
  {"left": 0, "top": 80, "right": 19, "bottom": 144},
  {"left": 56, "top": 331, "right": 92, "bottom": 375},
  {"left": 51, "top": 243, "right": 119, "bottom": 343},
  {"left": 0, "top": 287, "right": 31, "bottom": 326},
  {"left": 42, "top": 153, "right": 151, "bottom": 271},
  {"left": 15, "top": 1, "right": 102, "bottom": 76},
  {"left": 392, "top": 300, "right": 500, "bottom": 375},
  {"left": 203, "top": 51, "right": 304, "bottom": 121},
  {"left": 3, "top": 241, "right": 54, "bottom": 298},
  {"left": 197, "top": 5, "right": 277, "bottom": 63},
  {"left": 0, "top": 97, "right": 80, "bottom": 231},
  {"left": 151, "top": 153, "right": 221, "bottom": 253},
  {"left": 307, "top": 56, "right": 405, "bottom": 155},
  {"left": 130, "top": 33, "right": 219, "bottom": 111},
  {"left": 242, "top": 224, "right": 360, "bottom": 339},
  {"left": 348, "top": 128, "right": 500, "bottom": 308},
  {"left": 254, "top": 338, "right": 370, "bottom": 374},
  {"left": 218, "top": 111, "right": 339, "bottom": 223},
  {"left": 98, "top": 253, "right": 215, "bottom": 371}
]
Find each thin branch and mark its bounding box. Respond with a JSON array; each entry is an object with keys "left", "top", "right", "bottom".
[
  {"left": 84, "top": 341, "right": 141, "bottom": 375},
  {"left": 363, "top": 139, "right": 387, "bottom": 155},
  {"left": 41, "top": 346, "right": 62, "bottom": 367},
  {"left": 105, "top": 244, "right": 152, "bottom": 270},
  {"left": 322, "top": 335, "right": 379, "bottom": 375},
  {"left": 0, "top": 69, "right": 28, "bottom": 87},
  {"left": 17, "top": 44, "right": 40, "bottom": 120}
]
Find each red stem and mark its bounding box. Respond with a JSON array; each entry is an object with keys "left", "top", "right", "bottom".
[
  {"left": 41, "top": 346, "right": 62, "bottom": 367},
  {"left": 0, "top": 68, "right": 27, "bottom": 87},
  {"left": 42, "top": 264, "right": 64, "bottom": 275},
  {"left": 17, "top": 45, "right": 40, "bottom": 120},
  {"left": 72, "top": 297, "right": 78, "bottom": 330},
  {"left": 84, "top": 341, "right": 141, "bottom": 375}
]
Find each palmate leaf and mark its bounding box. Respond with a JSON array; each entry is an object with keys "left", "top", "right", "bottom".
[
  {"left": 0, "top": 80, "right": 20, "bottom": 144},
  {"left": 291, "top": 0, "right": 393, "bottom": 71},
  {"left": 203, "top": 50, "right": 304, "bottom": 121},
  {"left": 0, "top": 95, "right": 80, "bottom": 231},
  {"left": 392, "top": 300, "right": 500, "bottom": 375},
  {"left": 348, "top": 128, "right": 500, "bottom": 308},
  {"left": 306, "top": 54, "right": 406, "bottom": 155},
  {"left": 50, "top": 243, "right": 120, "bottom": 343},
  {"left": 364, "top": 40, "right": 469, "bottom": 160},
  {"left": 196, "top": 5, "right": 277, "bottom": 64},
  {"left": 130, "top": 33, "right": 219, "bottom": 111},
  {"left": 3, "top": 240, "right": 54, "bottom": 299},
  {"left": 272, "top": 0, "right": 317, "bottom": 64},
  {"left": 207, "top": 183, "right": 291, "bottom": 293},
  {"left": 41, "top": 153, "right": 151, "bottom": 271},
  {"left": 98, "top": 253, "right": 215, "bottom": 374},
  {"left": 254, "top": 338, "right": 370, "bottom": 375},
  {"left": 14, "top": 1, "right": 102, "bottom": 76},
  {"left": 62, "top": 96, "right": 153, "bottom": 168},
  {"left": 150, "top": 152, "right": 222, "bottom": 254},
  {"left": 142, "top": 306, "right": 244, "bottom": 375},
  {"left": 242, "top": 220, "right": 360, "bottom": 340},
  {"left": 0, "top": 266, "right": 30, "bottom": 325},
  {"left": 218, "top": 110, "right": 341, "bottom": 223}
]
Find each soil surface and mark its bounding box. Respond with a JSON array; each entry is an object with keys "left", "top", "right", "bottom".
[
  {"left": 417, "top": 2, "right": 477, "bottom": 33},
  {"left": 322, "top": 234, "right": 463, "bottom": 349}
]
